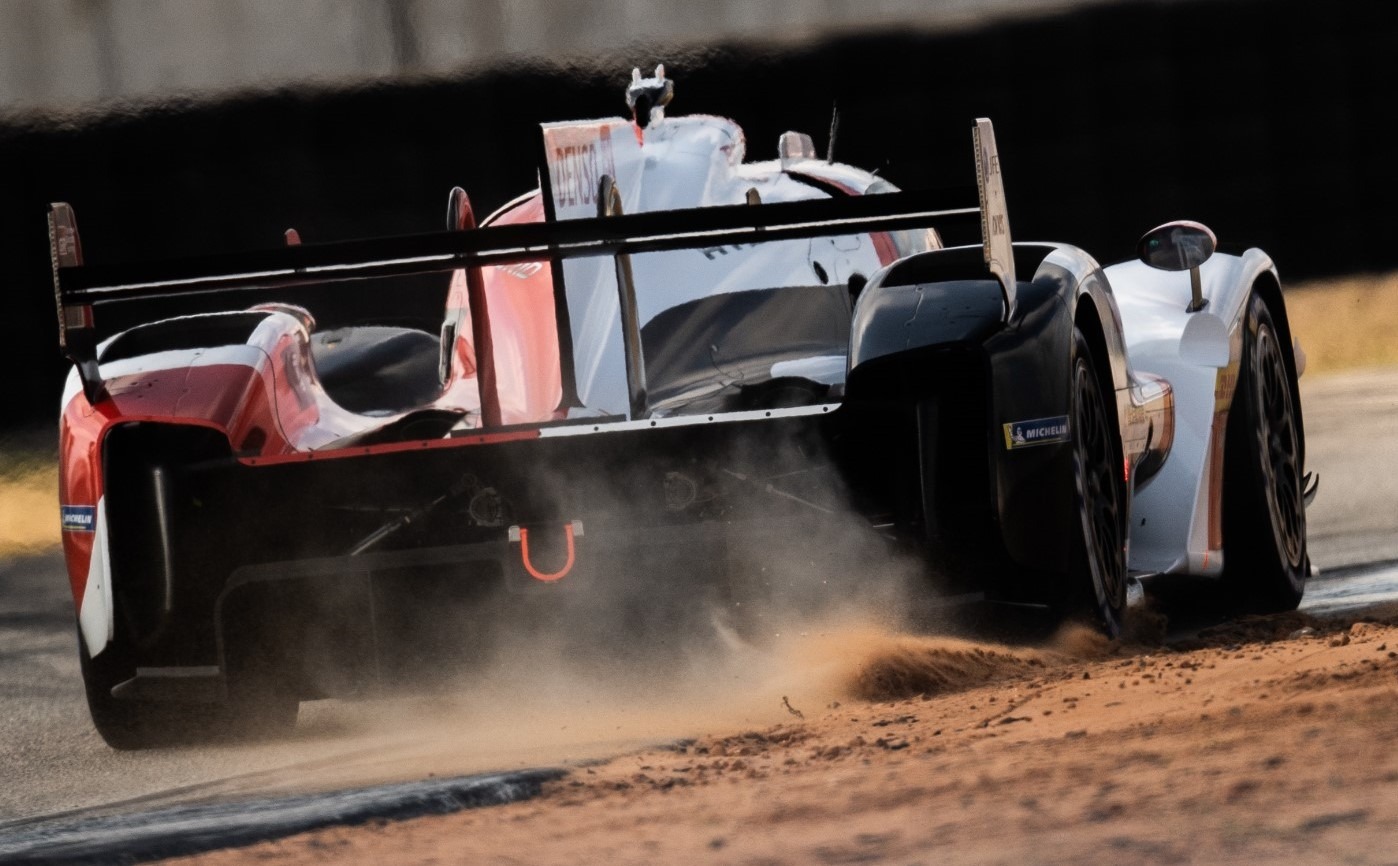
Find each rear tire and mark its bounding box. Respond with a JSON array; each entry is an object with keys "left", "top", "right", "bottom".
[
  {"left": 79, "top": 625, "right": 213, "bottom": 750},
  {"left": 1067, "top": 327, "right": 1127, "bottom": 636},
  {"left": 87, "top": 433, "right": 301, "bottom": 748},
  {"left": 1223, "top": 292, "right": 1307, "bottom": 612},
  {"left": 79, "top": 619, "right": 297, "bottom": 750}
]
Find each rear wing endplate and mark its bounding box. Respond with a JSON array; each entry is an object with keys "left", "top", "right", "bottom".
[
  {"left": 974, "top": 117, "right": 1016, "bottom": 318},
  {"left": 49, "top": 203, "right": 106, "bottom": 404}
]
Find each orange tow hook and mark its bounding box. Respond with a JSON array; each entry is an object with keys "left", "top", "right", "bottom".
[{"left": 508, "top": 520, "right": 583, "bottom": 582}]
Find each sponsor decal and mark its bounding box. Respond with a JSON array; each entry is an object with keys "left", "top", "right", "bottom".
[
  {"left": 544, "top": 124, "right": 617, "bottom": 210},
  {"left": 500, "top": 262, "right": 545, "bottom": 280},
  {"left": 699, "top": 243, "right": 753, "bottom": 261},
  {"left": 61, "top": 504, "right": 96, "bottom": 533},
  {"left": 1213, "top": 367, "right": 1238, "bottom": 408},
  {"left": 1003, "top": 415, "right": 1071, "bottom": 449}
]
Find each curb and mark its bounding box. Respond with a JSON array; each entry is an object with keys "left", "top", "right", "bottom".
[{"left": 0, "top": 768, "right": 565, "bottom": 865}]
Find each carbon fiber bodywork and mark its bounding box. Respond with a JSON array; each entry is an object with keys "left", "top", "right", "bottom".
[{"left": 849, "top": 243, "right": 1109, "bottom": 596}]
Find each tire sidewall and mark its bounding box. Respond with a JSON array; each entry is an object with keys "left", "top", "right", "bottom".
[
  {"left": 1069, "top": 328, "right": 1127, "bottom": 635},
  {"left": 1224, "top": 293, "right": 1307, "bottom": 609}
]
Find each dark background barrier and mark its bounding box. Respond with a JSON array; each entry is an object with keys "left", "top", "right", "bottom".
[{"left": 3, "top": 0, "right": 1394, "bottom": 430}]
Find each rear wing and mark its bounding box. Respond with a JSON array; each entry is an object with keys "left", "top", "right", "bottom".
[{"left": 50, "top": 118, "right": 1015, "bottom": 412}]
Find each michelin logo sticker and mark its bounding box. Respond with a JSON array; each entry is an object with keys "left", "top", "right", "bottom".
[
  {"left": 1003, "top": 415, "right": 1071, "bottom": 449},
  {"left": 61, "top": 505, "right": 96, "bottom": 533}
]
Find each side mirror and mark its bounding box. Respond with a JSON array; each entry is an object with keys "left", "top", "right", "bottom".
[{"left": 1137, "top": 220, "right": 1216, "bottom": 312}]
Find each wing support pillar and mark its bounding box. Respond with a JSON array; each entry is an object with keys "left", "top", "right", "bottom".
[
  {"left": 447, "top": 187, "right": 503, "bottom": 429},
  {"left": 536, "top": 132, "right": 584, "bottom": 413},
  {"left": 598, "top": 174, "right": 649, "bottom": 420}
]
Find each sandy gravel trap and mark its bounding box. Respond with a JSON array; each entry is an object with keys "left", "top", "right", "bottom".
[{"left": 162, "top": 600, "right": 1398, "bottom": 866}]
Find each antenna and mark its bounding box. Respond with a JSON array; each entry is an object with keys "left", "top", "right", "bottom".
[{"left": 827, "top": 101, "right": 840, "bottom": 163}]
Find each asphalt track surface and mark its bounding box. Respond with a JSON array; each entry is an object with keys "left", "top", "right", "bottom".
[{"left": 0, "top": 366, "right": 1394, "bottom": 860}]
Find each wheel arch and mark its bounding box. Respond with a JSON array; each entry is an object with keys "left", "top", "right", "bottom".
[
  {"left": 100, "top": 421, "right": 236, "bottom": 660},
  {"left": 1072, "top": 277, "right": 1129, "bottom": 499},
  {"left": 1073, "top": 296, "right": 1116, "bottom": 415}
]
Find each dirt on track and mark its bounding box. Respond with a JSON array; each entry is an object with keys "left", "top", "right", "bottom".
[{"left": 164, "top": 603, "right": 1398, "bottom": 866}]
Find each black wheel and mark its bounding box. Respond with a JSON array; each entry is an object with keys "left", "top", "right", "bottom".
[
  {"left": 79, "top": 625, "right": 150, "bottom": 750},
  {"left": 78, "top": 615, "right": 297, "bottom": 750},
  {"left": 78, "top": 624, "right": 213, "bottom": 750},
  {"left": 1068, "top": 327, "right": 1127, "bottom": 636},
  {"left": 86, "top": 433, "right": 300, "bottom": 748},
  {"left": 1223, "top": 292, "right": 1307, "bottom": 612}
]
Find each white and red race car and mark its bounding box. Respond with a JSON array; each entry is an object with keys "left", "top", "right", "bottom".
[{"left": 51, "top": 68, "right": 1313, "bottom": 748}]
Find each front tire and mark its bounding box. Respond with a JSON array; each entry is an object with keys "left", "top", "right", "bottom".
[
  {"left": 1068, "top": 327, "right": 1127, "bottom": 636},
  {"left": 1222, "top": 292, "right": 1307, "bottom": 612}
]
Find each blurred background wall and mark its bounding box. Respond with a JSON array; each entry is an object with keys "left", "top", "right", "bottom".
[
  {"left": 2, "top": 0, "right": 1394, "bottom": 429},
  {"left": 1, "top": 0, "right": 1116, "bottom": 114}
]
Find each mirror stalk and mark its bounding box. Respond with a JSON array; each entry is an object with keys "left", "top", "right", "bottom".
[{"left": 1187, "top": 267, "right": 1208, "bottom": 313}]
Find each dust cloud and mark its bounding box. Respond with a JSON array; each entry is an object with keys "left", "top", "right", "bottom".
[
  {"left": 255, "top": 523, "right": 1132, "bottom": 798},
  {"left": 271, "top": 508, "right": 928, "bottom": 789},
  {"left": 215, "top": 431, "right": 1141, "bottom": 798}
]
